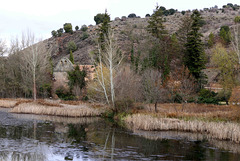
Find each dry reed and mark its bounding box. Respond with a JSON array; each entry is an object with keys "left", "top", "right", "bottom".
[
  {"left": 0, "top": 99, "right": 18, "bottom": 108},
  {"left": 11, "top": 102, "right": 104, "bottom": 117},
  {"left": 125, "top": 114, "right": 240, "bottom": 143}
]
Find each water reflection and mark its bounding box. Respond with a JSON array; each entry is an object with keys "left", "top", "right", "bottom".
[{"left": 1, "top": 109, "right": 240, "bottom": 160}]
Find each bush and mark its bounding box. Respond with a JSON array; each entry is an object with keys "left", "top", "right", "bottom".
[
  {"left": 55, "top": 87, "right": 75, "bottom": 100},
  {"left": 81, "top": 32, "right": 89, "bottom": 40},
  {"left": 197, "top": 89, "right": 218, "bottom": 104},
  {"left": 145, "top": 14, "right": 150, "bottom": 17},
  {"left": 215, "top": 90, "right": 232, "bottom": 103},
  {"left": 57, "top": 28, "right": 63, "bottom": 37},
  {"left": 128, "top": 13, "right": 137, "bottom": 18},
  {"left": 75, "top": 26, "right": 79, "bottom": 31},
  {"left": 64, "top": 23, "right": 73, "bottom": 33},
  {"left": 115, "top": 98, "right": 134, "bottom": 112},
  {"left": 219, "top": 25, "right": 231, "bottom": 44},
  {"left": 80, "top": 25, "right": 88, "bottom": 32},
  {"left": 94, "top": 13, "right": 110, "bottom": 25},
  {"left": 67, "top": 41, "right": 77, "bottom": 52},
  {"left": 51, "top": 30, "right": 57, "bottom": 37}
]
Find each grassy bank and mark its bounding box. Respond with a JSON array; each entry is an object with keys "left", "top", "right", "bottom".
[{"left": 0, "top": 98, "right": 105, "bottom": 117}]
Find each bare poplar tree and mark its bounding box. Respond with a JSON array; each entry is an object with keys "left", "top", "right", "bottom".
[
  {"left": 90, "top": 28, "right": 123, "bottom": 107},
  {"left": 20, "top": 31, "right": 51, "bottom": 100},
  {"left": 232, "top": 16, "right": 240, "bottom": 65}
]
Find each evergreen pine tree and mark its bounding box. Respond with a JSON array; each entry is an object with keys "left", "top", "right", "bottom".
[{"left": 185, "top": 10, "right": 206, "bottom": 87}]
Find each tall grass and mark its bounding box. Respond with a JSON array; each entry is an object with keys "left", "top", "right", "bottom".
[
  {"left": 0, "top": 99, "right": 19, "bottom": 108},
  {"left": 125, "top": 114, "right": 240, "bottom": 143},
  {"left": 11, "top": 102, "right": 104, "bottom": 117}
]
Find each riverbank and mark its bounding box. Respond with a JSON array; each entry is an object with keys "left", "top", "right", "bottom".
[
  {"left": 0, "top": 99, "right": 105, "bottom": 117},
  {"left": 124, "top": 103, "right": 240, "bottom": 143}
]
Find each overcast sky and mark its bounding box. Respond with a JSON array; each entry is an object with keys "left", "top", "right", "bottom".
[{"left": 1, "top": 0, "right": 240, "bottom": 47}]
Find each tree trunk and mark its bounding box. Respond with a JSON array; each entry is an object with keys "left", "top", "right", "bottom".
[
  {"left": 33, "top": 74, "right": 37, "bottom": 101},
  {"left": 155, "top": 101, "right": 158, "bottom": 113}
]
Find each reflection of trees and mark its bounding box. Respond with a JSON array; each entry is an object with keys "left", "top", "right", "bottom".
[{"left": 68, "top": 124, "right": 87, "bottom": 143}]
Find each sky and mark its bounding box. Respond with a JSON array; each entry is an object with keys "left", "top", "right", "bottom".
[{"left": 0, "top": 0, "right": 240, "bottom": 48}]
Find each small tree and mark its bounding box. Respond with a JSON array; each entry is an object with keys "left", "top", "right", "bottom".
[
  {"left": 64, "top": 23, "right": 73, "bottom": 33},
  {"left": 67, "top": 41, "right": 77, "bottom": 52},
  {"left": 94, "top": 13, "right": 110, "bottom": 25},
  {"left": 80, "top": 25, "right": 88, "bottom": 32},
  {"left": 51, "top": 30, "right": 57, "bottom": 37},
  {"left": 68, "top": 65, "right": 87, "bottom": 99},
  {"left": 208, "top": 32, "right": 215, "bottom": 48},
  {"left": 75, "top": 26, "right": 79, "bottom": 31},
  {"left": 128, "top": 13, "right": 137, "bottom": 18},
  {"left": 57, "top": 28, "right": 63, "bottom": 37},
  {"left": 219, "top": 25, "right": 231, "bottom": 44}
]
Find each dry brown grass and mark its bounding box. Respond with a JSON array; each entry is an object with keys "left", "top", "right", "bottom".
[
  {"left": 0, "top": 99, "right": 18, "bottom": 108},
  {"left": 143, "top": 103, "right": 240, "bottom": 122},
  {"left": 125, "top": 114, "right": 240, "bottom": 143},
  {"left": 11, "top": 102, "right": 105, "bottom": 117}
]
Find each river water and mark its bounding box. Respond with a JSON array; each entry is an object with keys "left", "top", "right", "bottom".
[{"left": 0, "top": 108, "right": 240, "bottom": 161}]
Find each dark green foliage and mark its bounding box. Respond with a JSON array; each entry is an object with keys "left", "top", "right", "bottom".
[
  {"left": 51, "top": 30, "right": 57, "bottom": 37},
  {"left": 80, "top": 25, "right": 88, "bottom": 32},
  {"left": 69, "top": 50, "right": 74, "bottom": 64},
  {"left": 173, "top": 93, "right": 183, "bottom": 103},
  {"left": 168, "top": 8, "right": 176, "bottom": 15},
  {"left": 94, "top": 13, "right": 110, "bottom": 25},
  {"left": 39, "top": 83, "right": 52, "bottom": 98},
  {"left": 219, "top": 26, "right": 231, "bottom": 44},
  {"left": 128, "top": 13, "right": 137, "bottom": 18},
  {"left": 63, "top": 23, "right": 73, "bottom": 33},
  {"left": 207, "top": 32, "right": 215, "bottom": 48},
  {"left": 145, "top": 14, "right": 150, "bottom": 17},
  {"left": 57, "top": 28, "right": 63, "bottom": 37},
  {"left": 75, "top": 26, "right": 79, "bottom": 31},
  {"left": 67, "top": 65, "right": 87, "bottom": 91},
  {"left": 185, "top": 10, "right": 206, "bottom": 85},
  {"left": 81, "top": 32, "right": 89, "bottom": 40},
  {"left": 197, "top": 89, "right": 218, "bottom": 104},
  {"left": 68, "top": 124, "right": 86, "bottom": 143},
  {"left": 147, "top": 5, "right": 167, "bottom": 39},
  {"left": 67, "top": 41, "right": 77, "bottom": 52},
  {"left": 181, "top": 11, "right": 186, "bottom": 15},
  {"left": 55, "top": 87, "right": 75, "bottom": 100},
  {"left": 97, "top": 11, "right": 111, "bottom": 51}
]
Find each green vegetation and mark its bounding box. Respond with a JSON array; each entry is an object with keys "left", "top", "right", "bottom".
[
  {"left": 219, "top": 25, "right": 231, "bottom": 44},
  {"left": 64, "top": 23, "right": 73, "bottom": 33},
  {"left": 75, "top": 26, "right": 79, "bottom": 31},
  {"left": 94, "top": 13, "right": 110, "bottom": 25},
  {"left": 69, "top": 50, "right": 74, "bottom": 64},
  {"left": 185, "top": 10, "right": 206, "bottom": 87},
  {"left": 67, "top": 41, "right": 77, "bottom": 52},
  {"left": 80, "top": 25, "right": 88, "bottom": 32}
]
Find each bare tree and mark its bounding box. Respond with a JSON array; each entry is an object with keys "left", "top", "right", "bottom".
[
  {"left": 232, "top": 17, "right": 240, "bottom": 65},
  {"left": 20, "top": 31, "right": 51, "bottom": 100},
  {"left": 142, "top": 69, "right": 167, "bottom": 112},
  {"left": 90, "top": 28, "right": 123, "bottom": 108}
]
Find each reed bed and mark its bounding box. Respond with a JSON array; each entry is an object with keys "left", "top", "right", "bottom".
[
  {"left": 11, "top": 102, "right": 104, "bottom": 117},
  {"left": 0, "top": 99, "right": 18, "bottom": 108},
  {"left": 125, "top": 114, "right": 240, "bottom": 143},
  {"left": 12, "top": 113, "right": 100, "bottom": 124}
]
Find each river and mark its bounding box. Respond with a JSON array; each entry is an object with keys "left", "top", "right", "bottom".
[{"left": 0, "top": 108, "right": 240, "bottom": 161}]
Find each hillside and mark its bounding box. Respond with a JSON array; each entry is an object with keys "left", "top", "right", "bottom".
[{"left": 47, "top": 7, "right": 240, "bottom": 66}]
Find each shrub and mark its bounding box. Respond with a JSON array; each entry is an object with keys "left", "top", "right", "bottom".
[
  {"left": 80, "top": 25, "right": 88, "bottom": 32},
  {"left": 63, "top": 23, "right": 73, "bottom": 33},
  {"left": 181, "top": 11, "right": 186, "bottom": 15},
  {"left": 81, "top": 32, "right": 89, "bottom": 40},
  {"left": 219, "top": 25, "right": 231, "bottom": 44},
  {"left": 115, "top": 98, "right": 134, "bottom": 112},
  {"left": 67, "top": 41, "right": 77, "bottom": 52},
  {"left": 55, "top": 87, "right": 75, "bottom": 100},
  {"left": 75, "top": 26, "right": 79, "bottom": 31},
  {"left": 94, "top": 13, "right": 110, "bottom": 25},
  {"left": 51, "top": 30, "right": 57, "bottom": 37},
  {"left": 197, "top": 89, "right": 218, "bottom": 104},
  {"left": 57, "top": 28, "right": 63, "bottom": 37},
  {"left": 145, "top": 14, "right": 150, "bottom": 17},
  {"left": 128, "top": 13, "right": 137, "bottom": 18}
]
